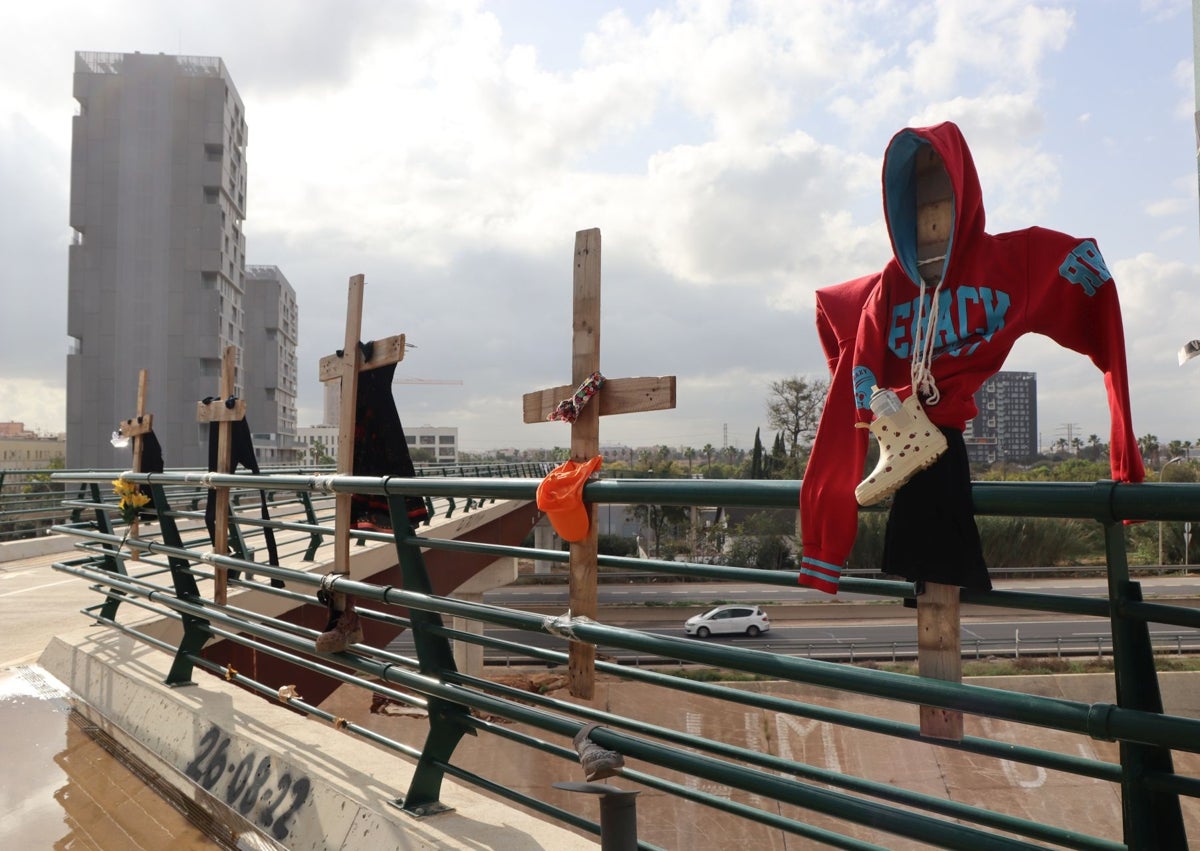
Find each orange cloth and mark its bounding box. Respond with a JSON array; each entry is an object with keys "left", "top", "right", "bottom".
[{"left": 536, "top": 456, "right": 603, "bottom": 542}]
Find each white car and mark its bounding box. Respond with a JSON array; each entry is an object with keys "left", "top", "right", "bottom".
[{"left": 684, "top": 605, "right": 770, "bottom": 638}]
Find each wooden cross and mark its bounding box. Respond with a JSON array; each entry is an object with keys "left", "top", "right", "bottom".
[
  {"left": 523, "top": 228, "right": 676, "bottom": 699},
  {"left": 914, "top": 144, "right": 963, "bottom": 742},
  {"left": 196, "top": 345, "right": 246, "bottom": 605},
  {"left": 117, "top": 369, "right": 153, "bottom": 560},
  {"left": 318, "top": 274, "right": 406, "bottom": 579}
]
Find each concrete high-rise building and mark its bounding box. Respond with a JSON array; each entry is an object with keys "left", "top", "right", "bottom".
[
  {"left": 243, "top": 266, "right": 300, "bottom": 465},
  {"left": 964, "top": 371, "right": 1038, "bottom": 466},
  {"left": 67, "top": 52, "right": 249, "bottom": 468}
]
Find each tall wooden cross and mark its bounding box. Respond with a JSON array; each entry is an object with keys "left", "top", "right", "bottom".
[
  {"left": 196, "top": 346, "right": 246, "bottom": 605},
  {"left": 318, "top": 274, "right": 407, "bottom": 579},
  {"left": 523, "top": 228, "right": 676, "bottom": 699},
  {"left": 117, "top": 368, "right": 153, "bottom": 560}
]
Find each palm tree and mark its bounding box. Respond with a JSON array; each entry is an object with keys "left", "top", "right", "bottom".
[
  {"left": 702, "top": 443, "right": 715, "bottom": 477},
  {"left": 684, "top": 446, "right": 696, "bottom": 478},
  {"left": 1138, "top": 434, "right": 1160, "bottom": 468}
]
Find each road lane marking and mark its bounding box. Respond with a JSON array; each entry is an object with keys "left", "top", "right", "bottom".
[{"left": 0, "top": 578, "right": 78, "bottom": 598}]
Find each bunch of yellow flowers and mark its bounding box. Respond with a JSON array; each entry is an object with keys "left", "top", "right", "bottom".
[{"left": 111, "top": 478, "right": 151, "bottom": 524}]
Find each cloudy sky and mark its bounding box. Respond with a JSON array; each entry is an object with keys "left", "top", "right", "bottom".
[{"left": 2, "top": 0, "right": 1198, "bottom": 455}]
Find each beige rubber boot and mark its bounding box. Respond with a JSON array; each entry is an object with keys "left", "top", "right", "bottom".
[{"left": 855, "top": 389, "right": 948, "bottom": 506}]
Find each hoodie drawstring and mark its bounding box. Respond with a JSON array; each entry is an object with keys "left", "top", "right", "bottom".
[{"left": 910, "top": 273, "right": 944, "bottom": 406}]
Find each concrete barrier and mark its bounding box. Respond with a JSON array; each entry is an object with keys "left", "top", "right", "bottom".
[{"left": 40, "top": 630, "right": 596, "bottom": 850}]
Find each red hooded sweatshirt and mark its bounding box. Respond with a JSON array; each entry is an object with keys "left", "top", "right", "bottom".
[{"left": 798, "top": 121, "right": 1145, "bottom": 594}]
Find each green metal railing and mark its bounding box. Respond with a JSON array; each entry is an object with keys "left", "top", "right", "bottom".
[
  {"left": 41, "top": 469, "right": 1200, "bottom": 849},
  {"left": 0, "top": 462, "right": 552, "bottom": 544}
]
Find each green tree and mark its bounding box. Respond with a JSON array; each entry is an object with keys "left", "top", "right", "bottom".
[
  {"left": 1138, "top": 434, "right": 1160, "bottom": 468},
  {"left": 629, "top": 503, "right": 690, "bottom": 559},
  {"left": 727, "top": 511, "right": 796, "bottom": 570},
  {"left": 309, "top": 438, "right": 335, "bottom": 466},
  {"left": 766, "top": 376, "right": 828, "bottom": 461}
]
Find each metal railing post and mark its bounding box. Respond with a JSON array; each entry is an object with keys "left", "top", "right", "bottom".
[
  {"left": 150, "top": 482, "right": 201, "bottom": 600},
  {"left": 1103, "top": 520, "right": 1187, "bottom": 849},
  {"left": 554, "top": 783, "right": 640, "bottom": 850},
  {"left": 387, "top": 494, "right": 473, "bottom": 816},
  {"left": 299, "top": 490, "right": 323, "bottom": 561},
  {"left": 90, "top": 482, "right": 130, "bottom": 623}
]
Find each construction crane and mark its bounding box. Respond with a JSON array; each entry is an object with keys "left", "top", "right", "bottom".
[{"left": 393, "top": 342, "right": 463, "bottom": 386}]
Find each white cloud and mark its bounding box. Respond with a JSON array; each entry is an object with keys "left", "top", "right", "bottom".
[{"left": 2, "top": 0, "right": 1197, "bottom": 453}]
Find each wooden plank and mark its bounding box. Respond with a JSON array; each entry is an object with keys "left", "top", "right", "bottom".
[
  {"left": 918, "top": 581, "right": 964, "bottom": 740},
  {"left": 568, "top": 228, "right": 602, "bottom": 700},
  {"left": 128, "top": 370, "right": 149, "bottom": 560},
  {"left": 913, "top": 148, "right": 963, "bottom": 739},
  {"left": 195, "top": 398, "right": 248, "bottom": 422},
  {"left": 211, "top": 346, "right": 237, "bottom": 606},
  {"left": 118, "top": 414, "right": 154, "bottom": 437},
  {"left": 333, "top": 275, "right": 366, "bottom": 577},
  {"left": 318, "top": 332, "right": 405, "bottom": 382},
  {"left": 916, "top": 200, "right": 953, "bottom": 247},
  {"left": 522, "top": 375, "right": 676, "bottom": 423}
]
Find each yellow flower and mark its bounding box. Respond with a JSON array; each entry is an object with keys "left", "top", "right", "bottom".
[{"left": 113, "top": 478, "right": 150, "bottom": 524}]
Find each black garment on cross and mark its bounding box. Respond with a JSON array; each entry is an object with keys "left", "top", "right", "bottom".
[
  {"left": 203, "top": 415, "right": 282, "bottom": 586},
  {"left": 350, "top": 355, "right": 430, "bottom": 528}
]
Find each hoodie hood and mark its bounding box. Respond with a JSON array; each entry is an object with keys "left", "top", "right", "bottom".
[{"left": 882, "top": 121, "right": 986, "bottom": 287}]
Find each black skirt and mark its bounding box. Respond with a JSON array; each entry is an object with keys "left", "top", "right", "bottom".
[{"left": 882, "top": 427, "right": 991, "bottom": 591}]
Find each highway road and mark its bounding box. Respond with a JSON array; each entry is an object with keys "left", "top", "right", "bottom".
[
  {"left": 394, "top": 576, "right": 1200, "bottom": 665},
  {"left": 388, "top": 617, "right": 1200, "bottom": 665},
  {"left": 3, "top": 547, "right": 1195, "bottom": 668},
  {"left": 481, "top": 575, "right": 1200, "bottom": 608}
]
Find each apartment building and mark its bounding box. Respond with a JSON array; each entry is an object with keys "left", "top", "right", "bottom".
[
  {"left": 243, "top": 266, "right": 301, "bottom": 465},
  {"left": 964, "top": 371, "right": 1039, "bottom": 466},
  {"left": 67, "top": 52, "right": 250, "bottom": 468}
]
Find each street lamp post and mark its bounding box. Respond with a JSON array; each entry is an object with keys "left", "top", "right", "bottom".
[{"left": 1158, "top": 456, "right": 1186, "bottom": 566}]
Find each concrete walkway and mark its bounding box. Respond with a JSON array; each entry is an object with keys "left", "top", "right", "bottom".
[{"left": 1, "top": 516, "right": 597, "bottom": 850}]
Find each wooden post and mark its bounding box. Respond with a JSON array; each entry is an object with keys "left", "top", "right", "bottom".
[
  {"left": 317, "top": 275, "right": 407, "bottom": 578},
  {"left": 117, "top": 369, "right": 153, "bottom": 560},
  {"left": 196, "top": 346, "right": 246, "bottom": 605},
  {"left": 913, "top": 146, "right": 964, "bottom": 741},
  {"left": 918, "top": 582, "right": 963, "bottom": 739},
  {"left": 523, "top": 228, "right": 676, "bottom": 698}
]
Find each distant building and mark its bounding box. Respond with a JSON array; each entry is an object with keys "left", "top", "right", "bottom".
[
  {"left": 0, "top": 424, "right": 66, "bottom": 472},
  {"left": 295, "top": 425, "right": 458, "bottom": 467},
  {"left": 296, "top": 424, "right": 339, "bottom": 466},
  {"left": 306, "top": 377, "right": 458, "bottom": 467},
  {"left": 964, "top": 371, "right": 1038, "bottom": 465},
  {"left": 243, "top": 266, "right": 301, "bottom": 465},
  {"left": 67, "top": 52, "right": 250, "bottom": 468},
  {"left": 408, "top": 426, "right": 459, "bottom": 466}
]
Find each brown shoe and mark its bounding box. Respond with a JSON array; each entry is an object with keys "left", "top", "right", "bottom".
[
  {"left": 573, "top": 723, "right": 624, "bottom": 781},
  {"left": 315, "top": 609, "right": 364, "bottom": 653}
]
